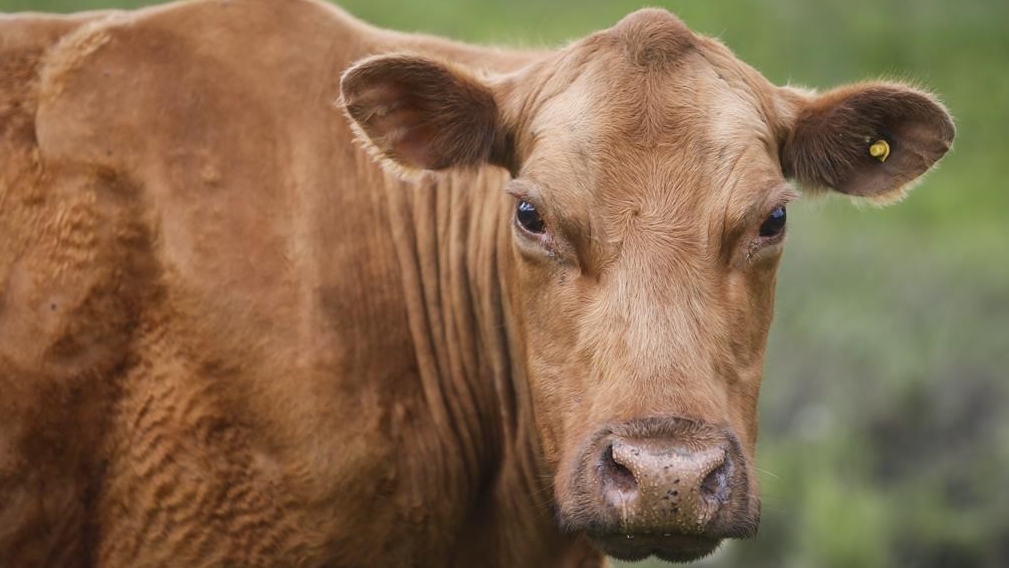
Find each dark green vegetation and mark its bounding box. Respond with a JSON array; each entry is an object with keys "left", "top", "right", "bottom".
[{"left": 4, "top": 0, "right": 1006, "bottom": 565}]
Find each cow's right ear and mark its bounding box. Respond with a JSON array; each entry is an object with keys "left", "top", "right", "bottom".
[{"left": 340, "top": 54, "right": 512, "bottom": 173}]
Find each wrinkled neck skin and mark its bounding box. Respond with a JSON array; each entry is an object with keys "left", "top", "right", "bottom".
[
  {"left": 362, "top": 31, "right": 598, "bottom": 566},
  {"left": 379, "top": 167, "right": 598, "bottom": 567}
]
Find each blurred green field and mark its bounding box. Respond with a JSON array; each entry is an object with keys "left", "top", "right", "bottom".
[{"left": 4, "top": 0, "right": 1006, "bottom": 566}]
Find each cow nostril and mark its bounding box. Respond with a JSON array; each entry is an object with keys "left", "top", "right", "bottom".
[
  {"left": 699, "top": 458, "right": 729, "bottom": 502},
  {"left": 601, "top": 444, "right": 637, "bottom": 494}
]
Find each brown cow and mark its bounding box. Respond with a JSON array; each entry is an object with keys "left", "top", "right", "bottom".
[{"left": 0, "top": 0, "right": 953, "bottom": 566}]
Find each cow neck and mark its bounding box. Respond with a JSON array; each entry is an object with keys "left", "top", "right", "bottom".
[
  {"left": 381, "top": 166, "right": 555, "bottom": 557},
  {"left": 363, "top": 28, "right": 563, "bottom": 562}
]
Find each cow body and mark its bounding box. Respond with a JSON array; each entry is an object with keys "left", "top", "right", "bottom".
[
  {"left": 0, "top": 1, "right": 952, "bottom": 567},
  {"left": 1, "top": 3, "right": 553, "bottom": 567}
]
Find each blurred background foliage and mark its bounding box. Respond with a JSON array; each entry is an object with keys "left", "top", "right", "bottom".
[{"left": 4, "top": 0, "right": 1007, "bottom": 566}]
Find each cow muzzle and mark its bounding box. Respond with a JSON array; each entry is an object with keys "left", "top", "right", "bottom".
[{"left": 558, "top": 417, "right": 758, "bottom": 562}]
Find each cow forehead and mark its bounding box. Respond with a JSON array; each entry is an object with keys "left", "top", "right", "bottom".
[{"left": 520, "top": 22, "right": 784, "bottom": 246}]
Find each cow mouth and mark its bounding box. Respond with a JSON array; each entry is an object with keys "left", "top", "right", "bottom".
[{"left": 590, "top": 532, "right": 721, "bottom": 562}]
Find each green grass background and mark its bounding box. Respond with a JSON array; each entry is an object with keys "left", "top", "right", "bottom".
[{"left": 4, "top": 0, "right": 1007, "bottom": 566}]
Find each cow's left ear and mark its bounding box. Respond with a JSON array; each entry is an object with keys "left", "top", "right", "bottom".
[
  {"left": 341, "top": 54, "right": 513, "bottom": 174},
  {"left": 779, "top": 82, "right": 955, "bottom": 203}
]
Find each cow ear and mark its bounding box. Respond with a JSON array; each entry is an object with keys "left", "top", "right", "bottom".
[
  {"left": 780, "top": 82, "right": 955, "bottom": 203},
  {"left": 341, "top": 54, "right": 511, "bottom": 173}
]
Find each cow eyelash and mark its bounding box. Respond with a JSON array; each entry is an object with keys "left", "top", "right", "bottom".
[
  {"left": 744, "top": 197, "right": 794, "bottom": 262},
  {"left": 506, "top": 182, "right": 551, "bottom": 239},
  {"left": 755, "top": 188, "right": 797, "bottom": 242},
  {"left": 757, "top": 205, "right": 786, "bottom": 241},
  {"left": 515, "top": 200, "right": 547, "bottom": 234}
]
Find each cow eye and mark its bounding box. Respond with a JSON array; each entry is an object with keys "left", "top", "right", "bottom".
[
  {"left": 758, "top": 205, "right": 786, "bottom": 238},
  {"left": 516, "top": 200, "right": 546, "bottom": 234}
]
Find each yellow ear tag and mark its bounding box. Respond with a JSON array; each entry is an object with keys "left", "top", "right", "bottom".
[{"left": 869, "top": 139, "right": 890, "bottom": 162}]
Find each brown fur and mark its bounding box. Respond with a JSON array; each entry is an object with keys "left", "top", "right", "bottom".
[{"left": 0, "top": 1, "right": 953, "bottom": 567}]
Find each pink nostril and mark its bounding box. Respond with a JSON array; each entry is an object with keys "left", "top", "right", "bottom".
[
  {"left": 601, "top": 444, "right": 638, "bottom": 495},
  {"left": 699, "top": 459, "right": 729, "bottom": 502}
]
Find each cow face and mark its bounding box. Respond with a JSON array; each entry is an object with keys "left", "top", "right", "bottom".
[{"left": 341, "top": 9, "right": 953, "bottom": 562}]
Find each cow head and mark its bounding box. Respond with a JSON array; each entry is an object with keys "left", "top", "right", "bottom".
[{"left": 341, "top": 9, "right": 953, "bottom": 562}]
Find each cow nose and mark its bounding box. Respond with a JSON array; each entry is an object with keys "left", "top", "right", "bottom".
[{"left": 600, "top": 437, "right": 731, "bottom": 534}]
